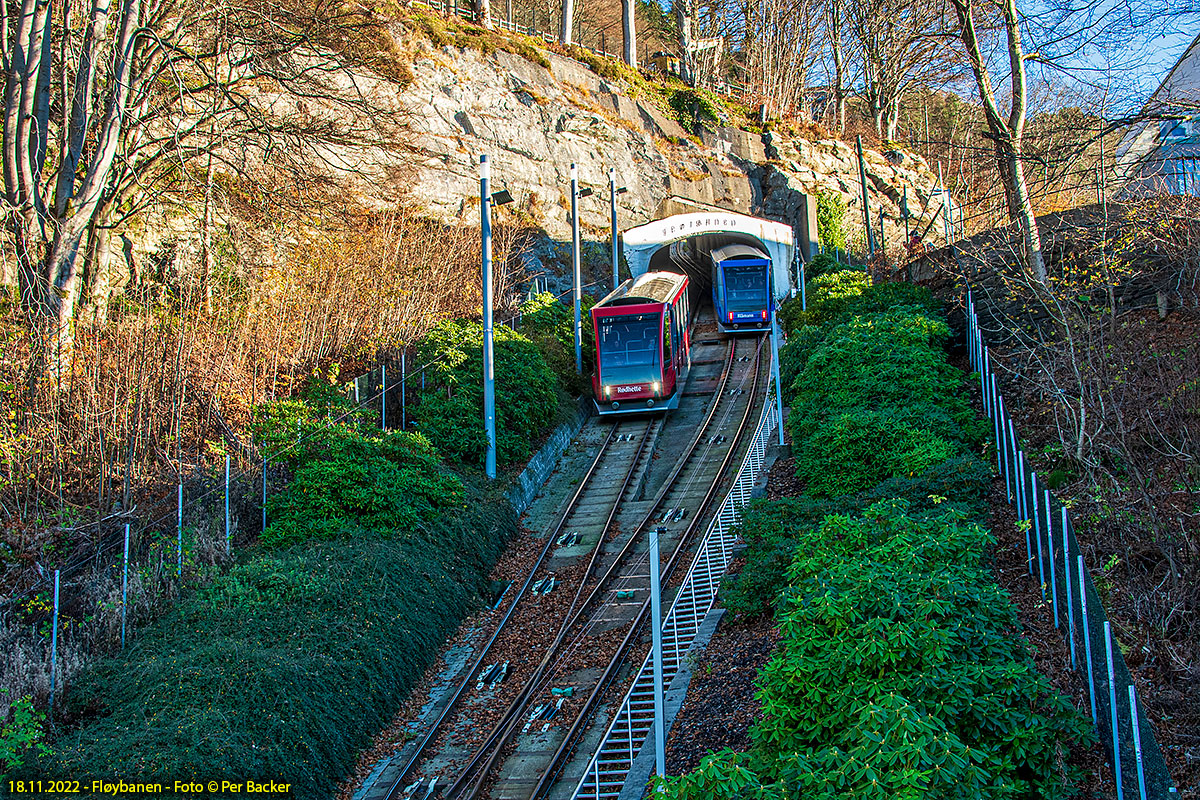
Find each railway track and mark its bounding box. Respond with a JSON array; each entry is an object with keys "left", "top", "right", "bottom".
[{"left": 371, "top": 332, "right": 769, "bottom": 800}]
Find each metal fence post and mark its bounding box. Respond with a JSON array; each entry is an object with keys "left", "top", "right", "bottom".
[
  {"left": 1064, "top": 511, "right": 1075, "bottom": 668},
  {"left": 1032, "top": 472, "right": 1046, "bottom": 598},
  {"left": 121, "top": 523, "right": 130, "bottom": 649},
  {"left": 177, "top": 483, "right": 183, "bottom": 577},
  {"left": 262, "top": 457, "right": 268, "bottom": 534},
  {"left": 1130, "top": 684, "right": 1148, "bottom": 800},
  {"left": 1008, "top": 420, "right": 1019, "bottom": 508},
  {"left": 1045, "top": 488, "right": 1058, "bottom": 626},
  {"left": 49, "top": 569, "right": 59, "bottom": 717},
  {"left": 649, "top": 526, "right": 666, "bottom": 779},
  {"left": 1105, "top": 621, "right": 1124, "bottom": 800},
  {"left": 991, "top": 376, "right": 1003, "bottom": 475},
  {"left": 401, "top": 352, "right": 406, "bottom": 430},
  {"left": 225, "top": 453, "right": 231, "bottom": 555},
  {"left": 1081, "top": 555, "right": 1097, "bottom": 725},
  {"left": 1018, "top": 450, "right": 1032, "bottom": 574},
  {"left": 381, "top": 363, "right": 387, "bottom": 430},
  {"left": 981, "top": 348, "right": 991, "bottom": 417},
  {"left": 996, "top": 391, "right": 1009, "bottom": 494}
]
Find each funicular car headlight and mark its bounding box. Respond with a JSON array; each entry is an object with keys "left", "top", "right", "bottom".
[{"left": 651, "top": 381, "right": 661, "bottom": 395}]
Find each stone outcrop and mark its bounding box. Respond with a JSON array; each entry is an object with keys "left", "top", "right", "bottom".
[
  {"left": 395, "top": 38, "right": 950, "bottom": 255},
  {"left": 121, "top": 33, "right": 953, "bottom": 303}
]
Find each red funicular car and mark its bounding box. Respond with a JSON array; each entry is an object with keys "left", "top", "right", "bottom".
[{"left": 591, "top": 272, "right": 691, "bottom": 415}]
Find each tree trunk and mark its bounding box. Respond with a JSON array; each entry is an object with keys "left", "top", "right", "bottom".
[
  {"left": 475, "top": 0, "right": 492, "bottom": 29},
  {"left": 1009, "top": 139, "right": 1046, "bottom": 282},
  {"left": 200, "top": 150, "right": 215, "bottom": 315},
  {"left": 949, "top": 0, "right": 1045, "bottom": 283},
  {"left": 621, "top": 0, "right": 636, "bottom": 68},
  {"left": 884, "top": 95, "right": 900, "bottom": 141},
  {"left": 81, "top": 219, "right": 116, "bottom": 326},
  {"left": 676, "top": 0, "right": 694, "bottom": 85}
]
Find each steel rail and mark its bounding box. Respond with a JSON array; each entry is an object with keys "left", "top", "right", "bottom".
[
  {"left": 448, "top": 336, "right": 764, "bottom": 800},
  {"left": 381, "top": 419, "right": 634, "bottom": 800},
  {"left": 568, "top": 344, "right": 777, "bottom": 800},
  {"left": 529, "top": 337, "right": 769, "bottom": 800},
  {"left": 439, "top": 340, "right": 742, "bottom": 800}
]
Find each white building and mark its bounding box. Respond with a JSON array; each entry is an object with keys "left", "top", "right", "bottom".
[{"left": 1114, "top": 32, "right": 1200, "bottom": 197}]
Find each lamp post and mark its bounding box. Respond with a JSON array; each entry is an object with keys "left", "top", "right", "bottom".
[
  {"left": 608, "top": 170, "right": 627, "bottom": 291},
  {"left": 481, "top": 154, "right": 497, "bottom": 480},
  {"left": 571, "top": 164, "right": 582, "bottom": 374}
]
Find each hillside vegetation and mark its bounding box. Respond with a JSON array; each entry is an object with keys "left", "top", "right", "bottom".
[
  {"left": 8, "top": 290, "right": 586, "bottom": 793},
  {"left": 655, "top": 270, "right": 1091, "bottom": 798}
]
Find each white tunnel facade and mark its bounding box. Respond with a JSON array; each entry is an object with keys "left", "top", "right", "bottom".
[{"left": 621, "top": 211, "right": 796, "bottom": 302}]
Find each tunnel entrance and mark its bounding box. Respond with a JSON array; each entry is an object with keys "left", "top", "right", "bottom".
[{"left": 622, "top": 211, "right": 796, "bottom": 309}]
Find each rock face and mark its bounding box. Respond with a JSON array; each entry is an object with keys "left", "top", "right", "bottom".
[
  {"left": 120, "top": 34, "right": 952, "bottom": 306},
  {"left": 396, "top": 40, "right": 949, "bottom": 255}
]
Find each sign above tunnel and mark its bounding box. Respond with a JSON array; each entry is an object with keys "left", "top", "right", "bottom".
[{"left": 622, "top": 211, "right": 795, "bottom": 301}]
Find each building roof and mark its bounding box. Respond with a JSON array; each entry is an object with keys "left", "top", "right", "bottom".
[
  {"left": 595, "top": 271, "right": 687, "bottom": 308},
  {"left": 1114, "top": 32, "right": 1200, "bottom": 191}
]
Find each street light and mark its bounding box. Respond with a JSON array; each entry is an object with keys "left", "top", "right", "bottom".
[{"left": 570, "top": 164, "right": 582, "bottom": 375}]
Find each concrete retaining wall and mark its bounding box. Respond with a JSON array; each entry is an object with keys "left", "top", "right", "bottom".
[{"left": 506, "top": 397, "right": 593, "bottom": 515}]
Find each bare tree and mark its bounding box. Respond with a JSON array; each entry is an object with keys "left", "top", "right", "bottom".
[
  {"left": 560, "top": 0, "right": 575, "bottom": 43},
  {"left": 743, "top": 0, "right": 819, "bottom": 116},
  {"left": 847, "top": 0, "right": 950, "bottom": 140},
  {"left": 622, "top": 0, "right": 637, "bottom": 67},
  {"left": 2, "top": 0, "right": 410, "bottom": 387},
  {"left": 825, "top": 0, "right": 851, "bottom": 134},
  {"left": 949, "top": 0, "right": 1046, "bottom": 281}
]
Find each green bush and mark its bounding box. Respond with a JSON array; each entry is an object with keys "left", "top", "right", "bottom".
[
  {"left": 252, "top": 373, "right": 464, "bottom": 547},
  {"left": 666, "top": 269, "right": 1090, "bottom": 800},
  {"left": 791, "top": 269, "right": 871, "bottom": 327},
  {"left": 721, "top": 455, "right": 991, "bottom": 618},
  {"left": 816, "top": 190, "right": 848, "bottom": 253},
  {"left": 0, "top": 694, "right": 50, "bottom": 770},
  {"left": 746, "top": 504, "right": 1091, "bottom": 799},
  {"left": 413, "top": 318, "right": 559, "bottom": 467},
  {"left": 43, "top": 499, "right": 515, "bottom": 799},
  {"left": 669, "top": 88, "right": 723, "bottom": 131},
  {"left": 793, "top": 408, "right": 960, "bottom": 497},
  {"left": 776, "top": 323, "right": 831, "bottom": 404},
  {"left": 799, "top": 252, "right": 843, "bottom": 281},
  {"left": 520, "top": 292, "right": 594, "bottom": 395}
]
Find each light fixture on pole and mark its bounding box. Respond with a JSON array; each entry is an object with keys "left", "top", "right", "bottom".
[{"left": 609, "top": 169, "right": 627, "bottom": 291}]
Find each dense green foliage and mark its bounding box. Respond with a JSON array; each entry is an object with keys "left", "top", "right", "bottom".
[
  {"left": 519, "top": 291, "right": 595, "bottom": 395},
  {"left": 44, "top": 497, "right": 513, "bottom": 798},
  {"left": 784, "top": 305, "right": 985, "bottom": 499},
  {"left": 412, "top": 317, "right": 559, "bottom": 467},
  {"left": 252, "top": 372, "right": 464, "bottom": 547},
  {"left": 658, "top": 270, "right": 1090, "bottom": 799},
  {"left": 816, "top": 190, "right": 849, "bottom": 253},
  {"left": 660, "top": 504, "right": 1089, "bottom": 800},
  {"left": 669, "top": 88, "right": 723, "bottom": 131},
  {"left": 0, "top": 694, "right": 49, "bottom": 770}
]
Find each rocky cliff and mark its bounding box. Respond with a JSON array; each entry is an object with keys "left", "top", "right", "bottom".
[
  {"left": 128, "top": 29, "right": 951, "bottom": 300},
  {"left": 398, "top": 38, "right": 950, "bottom": 256}
]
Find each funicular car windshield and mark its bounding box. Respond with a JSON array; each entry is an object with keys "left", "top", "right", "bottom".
[
  {"left": 597, "top": 312, "right": 661, "bottom": 384},
  {"left": 723, "top": 263, "right": 768, "bottom": 312}
]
